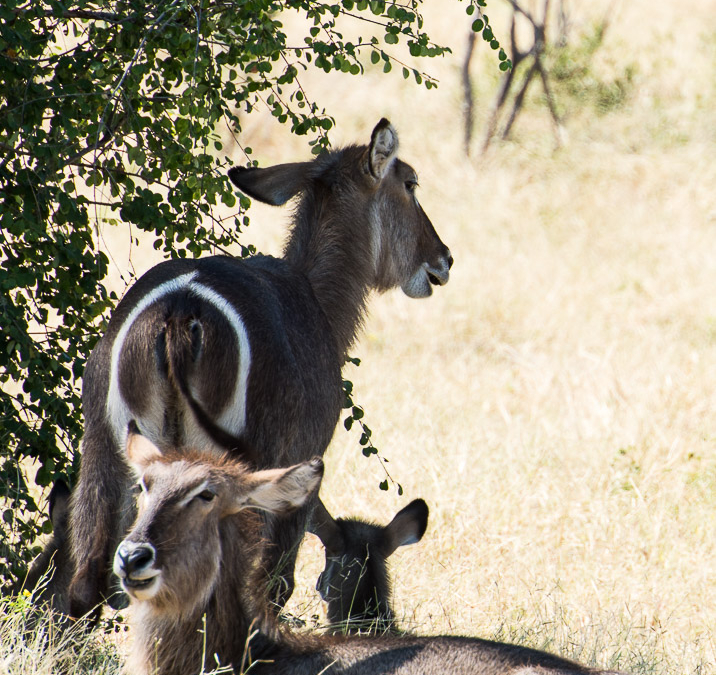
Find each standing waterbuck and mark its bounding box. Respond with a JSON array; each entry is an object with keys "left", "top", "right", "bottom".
[
  {"left": 69, "top": 118, "right": 453, "bottom": 617},
  {"left": 312, "top": 498, "right": 429, "bottom": 634},
  {"left": 115, "top": 435, "right": 626, "bottom": 675}
]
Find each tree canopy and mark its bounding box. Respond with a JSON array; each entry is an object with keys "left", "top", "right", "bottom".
[{"left": 0, "top": 0, "right": 503, "bottom": 584}]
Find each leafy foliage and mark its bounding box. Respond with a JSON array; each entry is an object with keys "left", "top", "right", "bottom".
[
  {"left": 0, "top": 0, "right": 501, "bottom": 584},
  {"left": 342, "top": 358, "right": 403, "bottom": 495},
  {"left": 465, "top": 0, "right": 512, "bottom": 71}
]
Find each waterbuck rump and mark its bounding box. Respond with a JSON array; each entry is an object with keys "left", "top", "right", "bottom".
[
  {"left": 68, "top": 118, "right": 452, "bottom": 617},
  {"left": 115, "top": 435, "right": 626, "bottom": 675}
]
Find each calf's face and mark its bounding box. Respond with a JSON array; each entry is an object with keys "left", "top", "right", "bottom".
[{"left": 113, "top": 433, "right": 323, "bottom": 616}]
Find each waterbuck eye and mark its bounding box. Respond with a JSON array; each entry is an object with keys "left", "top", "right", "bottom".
[
  {"left": 196, "top": 489, "right": 215, "bottom": 502},
  {"left": 405, "top": 179, "right": 418, "bottom": 193}
]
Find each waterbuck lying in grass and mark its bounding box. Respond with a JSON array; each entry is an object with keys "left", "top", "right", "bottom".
[
  {"left": 69, "top": 118, "right": 452, "bottom": 617},
  {"left": 116, "top": 434, "right": 626, "bottom": 675},
  {"left": 311, "top": 497, "right": 429, "bottom": 634}
]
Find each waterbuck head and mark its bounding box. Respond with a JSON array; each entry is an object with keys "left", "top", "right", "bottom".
[
  {"left": 113, "top": 432, "right": 324, "bottom": 618},
  {"left": 311, "top": 498, "right": 429, "bottom": 634},
  {"left": 228, "top": 119, "right": 452, "bottom": 350}
]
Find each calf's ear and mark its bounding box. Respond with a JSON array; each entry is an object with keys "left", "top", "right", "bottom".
[
  {"left": 126, "top": 430, "right": 163, "bottom": 474},
  {"left": 308, "top": 498, "right": 345, "bottom": 554},
  {"left": 48, "top": 479, "right": 72, "bottom": 529},
  {"left": 383, "top": 498, "right": 429, "bottom": 557},
  {"left": 228, "top": 458, "right": 324, "bottom": 515}
]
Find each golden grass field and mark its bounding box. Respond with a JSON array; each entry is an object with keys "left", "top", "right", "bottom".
[{"left": 2, "top": 0, "right": 714, "bottom": 673}]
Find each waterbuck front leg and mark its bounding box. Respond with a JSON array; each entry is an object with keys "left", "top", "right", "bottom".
[{"left": 68, "top": 419, "right": 135, "bottom": 619}]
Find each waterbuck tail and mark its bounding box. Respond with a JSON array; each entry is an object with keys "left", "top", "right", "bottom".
[{"left": 161, "top": 313, "right": 254, "bottom": 462}]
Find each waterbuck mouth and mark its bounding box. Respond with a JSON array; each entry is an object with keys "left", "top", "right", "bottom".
[
  {"left": 123, "top": 575, "right": 157, "bottom": 591},
  {"left": 427, "top": 271, "right": 441, "bottom": 286},
  {"left": 120, "top": 571, "right": 161, "bottom": 600}
]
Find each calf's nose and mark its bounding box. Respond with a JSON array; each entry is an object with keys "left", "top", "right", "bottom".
[{"left": 116, "top": 542, "right": 155, "bottom": 576}]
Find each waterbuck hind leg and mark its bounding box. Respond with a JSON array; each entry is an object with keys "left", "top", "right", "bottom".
[{"left": 68, "top": 422, "right": 135, "bottom": 619}]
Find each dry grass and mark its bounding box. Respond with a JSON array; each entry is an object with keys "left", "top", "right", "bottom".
[{"left": 3, "top": 0, "right": 715, "bottom": 673}]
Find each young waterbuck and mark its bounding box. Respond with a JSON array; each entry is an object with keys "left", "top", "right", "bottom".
[
  {"left": 69, "top": 119, "right": 452, "bottom": 617},
  {"left": 311, "top": 498, "right": 429, "bottom": 634},
  {"left": 116, "top": 435, "right": 626, "bottom": 675}
]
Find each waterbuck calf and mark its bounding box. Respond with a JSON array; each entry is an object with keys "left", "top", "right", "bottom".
[
  {"left": 69, "top": 118, "right": 452, "bottom": 617},
  {"left": 311, "top": 498, "right": 429, "bottom": 634},
  {"left": 116, "top": 435, "right": 626, "bottom": 675}
]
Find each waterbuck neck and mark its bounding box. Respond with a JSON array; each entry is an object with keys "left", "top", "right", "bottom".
[
  {"left": 130, "top": 514, "right": 276, "bottom": 675},
  {"left": 282, "top": 152, "right": 375, "bottom": 361}
]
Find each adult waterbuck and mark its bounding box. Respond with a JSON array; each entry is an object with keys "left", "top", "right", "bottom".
[
  {"left": 68, "top": 118, "right": 452, "bottom": 618},
  {"left": 115, "top": 434, "right": 626, "bottom": 675},
  {"left": 312, "top": 498, "right": 429, "bottom": 634}
]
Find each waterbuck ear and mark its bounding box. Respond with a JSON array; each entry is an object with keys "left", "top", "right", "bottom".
[
  {"left": 126, "top": 432, "right": 163, "bottom": 475},
  {"left": 383, "top": 498, "right": 429, "bottom": 557},
  {"left": 368, "top": 118, "right": 399, "bottom": 180},
  {"left": 48, "top": 479, "right": 71, "bottom": 529},
  {"left": 308, "top": 498, "right": 345, "bottom": 554},
  {"left": 229, "top": 457, "right": 324, "bottom": 515},
  {"left": 228, "top": 163, "right": 312, "bottom": 206}
]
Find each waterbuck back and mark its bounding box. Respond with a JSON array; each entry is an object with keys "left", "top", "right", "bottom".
[
  {"left": 69, "top": 118, "right": 452, "bottom": 617},
  {"left": 311, "top": 498, "right": 429, "bottom": 634},
  {"left": 116, "top": 438, "right": 626, "bottom": 675}
]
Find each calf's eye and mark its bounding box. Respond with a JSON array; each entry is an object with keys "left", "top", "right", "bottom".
[{"left": 197, "top": 489, "right": 215, "bottom": 502}]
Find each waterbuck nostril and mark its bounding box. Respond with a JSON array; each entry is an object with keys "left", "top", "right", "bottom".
[
  {"left": 117, "top": 542, "right": 155, "bottom": 576},
  {"left": 447, "top": 253, "right": 454, "bottom": 270}
]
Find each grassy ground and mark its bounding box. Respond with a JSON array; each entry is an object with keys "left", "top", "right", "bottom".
[{"left": 2, "top": 0, "right": 714, "bottom": 673}]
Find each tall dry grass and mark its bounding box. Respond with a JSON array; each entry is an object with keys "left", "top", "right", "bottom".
[{"left": 3, "top": 0, "right": 714, "bottom": 673}]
